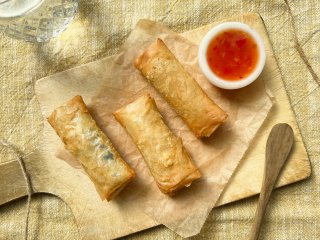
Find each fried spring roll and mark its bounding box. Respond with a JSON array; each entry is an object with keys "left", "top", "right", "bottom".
[
  {"left": 48, "top": 95, "right": 135, "bottom": 201},
  {"left": 134, "top": 38, "right": 227, "bottom": 138},
  {"left": 114, "top": 94, "right": 201, "bottom": 195}
]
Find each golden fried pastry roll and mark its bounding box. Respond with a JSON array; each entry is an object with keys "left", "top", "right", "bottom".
[
  {"left": 48, "top": 95, "right": 135, "bottom": 201},
  {"left": 134, "top": 38, "right": 227, "bottom": 138},
  {"left": 114, "top": 94, "right": 201, "bottom": 195}
]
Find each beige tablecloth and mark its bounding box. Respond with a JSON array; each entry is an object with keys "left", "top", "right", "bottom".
[{"left": 0, "top": 1, "right": 319, "bottom": 239}]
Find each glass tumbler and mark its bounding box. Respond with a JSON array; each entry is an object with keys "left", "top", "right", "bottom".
[{"left": 0, "top": 0, "right": 78, "bottom": 42}]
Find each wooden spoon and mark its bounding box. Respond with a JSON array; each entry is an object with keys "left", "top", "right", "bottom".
[{"left": 250, "top": 123, "right": 294, "bottom": 240}]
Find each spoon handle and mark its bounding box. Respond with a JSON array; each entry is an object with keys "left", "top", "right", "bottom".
[
  {"left": 250, "top": 123, "right": 294, "bottom": 240},
  {"left": 250, "top": 170, "right": 278, "bottom": 240}
]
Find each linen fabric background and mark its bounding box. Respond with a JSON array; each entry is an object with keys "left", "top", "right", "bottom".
[{"left": 0, "top": 0, "right": 319, "bottom": 239}]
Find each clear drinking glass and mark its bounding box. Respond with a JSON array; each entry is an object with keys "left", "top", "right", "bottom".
[{"left": 0, "top": 0, "right": 78, "bottom": 42}]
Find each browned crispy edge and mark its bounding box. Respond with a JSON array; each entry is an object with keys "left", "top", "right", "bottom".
[
  {"left": 134, "top": 39, "right": 228, "bottom": 138},
  {"left": 48, "top": 95, "right": 135, "bottom": 201},
  {"left": 113, "top": 94, "right": 201, "bottom": 196}
]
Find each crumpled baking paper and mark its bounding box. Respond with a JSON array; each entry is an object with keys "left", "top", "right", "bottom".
[{"left": 56, "top": 19, "right": 273, "bottom": 237}]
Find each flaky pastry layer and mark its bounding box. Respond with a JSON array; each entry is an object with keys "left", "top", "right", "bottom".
[
  {"left": 48, "top": 95, "right": 135, "bottom": 201},
  {"left": 114, "top": 94, "right": 201, "bottom": 195},
  {"left": 134, "top": 38, "right": 227, "bottom": 138}
]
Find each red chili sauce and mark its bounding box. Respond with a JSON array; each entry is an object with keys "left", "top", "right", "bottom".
[{"left": 206, "top": 29, "right": 259, "bottom": 81}]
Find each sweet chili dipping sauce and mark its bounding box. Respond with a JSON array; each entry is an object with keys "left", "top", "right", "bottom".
[{"left": 206, "top": 29, "right": 259, "bottom": 81}]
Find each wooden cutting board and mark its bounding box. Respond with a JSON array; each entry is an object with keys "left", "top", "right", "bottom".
[
  {"left": 0, "top": 13, "right": 311, "bottom": 239},
  {"left": 183, "top": 14, "right": 311, "bottom": 207}
]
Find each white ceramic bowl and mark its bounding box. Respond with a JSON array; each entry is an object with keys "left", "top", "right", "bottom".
[{"left": 198, "top": 22, "right": 266, "bottom": 90}]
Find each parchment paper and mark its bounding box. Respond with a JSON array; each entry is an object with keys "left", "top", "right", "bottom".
[{"left": 56, "top": 20, "right": 273, "bottom": 237}]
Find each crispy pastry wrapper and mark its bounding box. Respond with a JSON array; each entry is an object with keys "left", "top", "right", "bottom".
[
  {"left": 53, "top": 20, "right": 273, "bottom": 237},
  {"left": 134, "top": 39, "right": 227, "bottom": 138},
  {"left": 48, "top": 95, "right": 135, "bottom": 201},
  {"left": 114, "top": 94, "right": 201, "bottom": 195}
]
